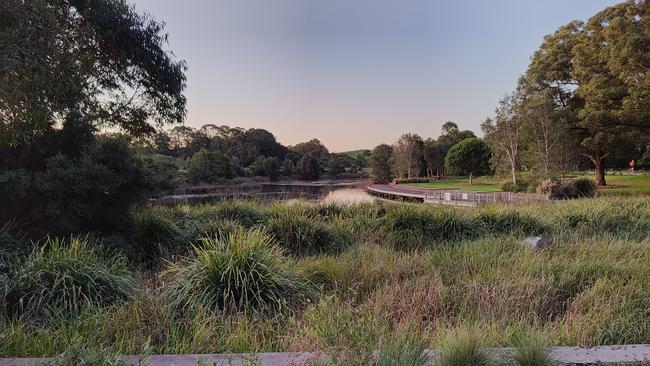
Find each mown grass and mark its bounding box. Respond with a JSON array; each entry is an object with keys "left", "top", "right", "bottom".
[
  {"left": 402, "top": 176, "right": 502, "bottom": 192},
  {"left": 1, "top": 196, "right": 650, "bottom": 362}
]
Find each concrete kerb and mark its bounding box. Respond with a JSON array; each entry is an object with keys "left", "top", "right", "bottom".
[{"left": 2, "top": 345, "right": 650, "bottom": 366}]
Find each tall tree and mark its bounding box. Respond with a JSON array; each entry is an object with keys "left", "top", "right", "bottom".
[
  {"left": 526, "top": 1, "right": 649, "bottom": 185},
  {"left": 423, "top": 138, "right": 444, "bottom": 177},
  {"left": 369, "top": 144, "right": 393, "bottom": 184},
  {"left": 392, "top": 133, "right": 424, "bottom": 179},
  {"left": 482, "top": 92, "right": 523, "bottom": 185},
  {"left": 436, "top": 122, "right": 477, "bottom": 174},
  {"left": 444, "top": 138, "right": 491, "bottom": 183},
  {"left": 0, "top": 0, "right": 187, "bottom": 147}
]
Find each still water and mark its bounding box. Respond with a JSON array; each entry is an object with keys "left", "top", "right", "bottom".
[{"left": 320, "top": 188, "right": 375, "bottom": 204}]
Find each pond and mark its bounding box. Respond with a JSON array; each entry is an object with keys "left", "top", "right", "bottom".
[{"left": 157, "top": 181, "right": 375, "bottom": 205}]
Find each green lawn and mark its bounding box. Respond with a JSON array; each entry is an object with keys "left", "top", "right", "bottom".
[
  {"left": 574, "top": 172, "right": 650, "bottom": 194},
  {"left": 401, "top": 176, "right": 503, "bottom": 192}
]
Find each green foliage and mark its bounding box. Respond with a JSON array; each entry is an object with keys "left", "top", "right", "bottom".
[
  {"left": 512, "top": 334, "right": 555, "bottom": 366},
  {"left": 139, "top": 153, "right": 181, "bottom": 195},
  {"left": 7, "top": 237, "right": 138, "bottom": 319},
  {"left": 369, "top": 144, "right": 394, "bottom": 184},
  {"left": 438, "top": 330, "right": 494, "bottom": 366},
  {"left": 375, "top": 338, "right": 430, "bottom": 366},
  {"left": 526, "top": 1, "right": 648, "bottom": 185},
  {"left": 380, "top": 204, "right": 477, "bottom": 249},
  {"left": 263, "top": 208, "right": 330, "bottom": 255},
  {"left": 0, "top": 138, "right": 150, "bottom": 237},
  {"left": 0, "top": 0, "right": 186, "bottom": 145},
  {"left": 162, "top": 229, "right": 314, "bottom": 312},
  {"left": 186, "top": 148, "right": 234, "bottom": 183},
  {"left": 444, "top": 138, "right": 492, "bottom": 182},
  {"left": 500, "top": 180, "right": 528, "bottom": 193},
  {"left": 538, "top": 178, "right": 597, "bottom": 200},
  {"left": 47, "top": 342, "right": 137, "bottom": 366},
  {"left": 130, "top": 208, "right": 185, "bottom": 263}
]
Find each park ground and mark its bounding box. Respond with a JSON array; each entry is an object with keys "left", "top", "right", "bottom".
[{"left": 401, "top": 172, "right": 650, "bottom": 194}]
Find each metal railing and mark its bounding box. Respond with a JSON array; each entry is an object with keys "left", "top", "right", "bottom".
[{"left": 424, "top": 190, "right": 548, "bottom": 206}]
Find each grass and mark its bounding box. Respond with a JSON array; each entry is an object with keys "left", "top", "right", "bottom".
[
  {"left": 5, "top": 236, "right": 138, "bottom": 320},
  {"left": 402, "top": 176, "right": 503, "bottom": 192},
  {"left": 573, "top": 172, "right": 650, "bottom": 194},
  {"left": 3, "top": 197, "right": 650, "bottom": 360},
  {"left": 162, "top": 229, "right": 314, "bottom": 312}
]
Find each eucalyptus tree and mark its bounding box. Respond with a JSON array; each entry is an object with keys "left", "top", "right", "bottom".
[
  {"left": 526, "top": 0, "right": 649, "bottom": 185},
  {"left": 481, "top": 92, "right": 523, "bottom": 186},
  {"left": 0, "top": 0, "right": 187, "bottom": 148}
]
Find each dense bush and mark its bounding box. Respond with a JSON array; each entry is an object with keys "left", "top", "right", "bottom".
[
  {"left": 538, "top": 178, "right": 597, "bottom": 200},
  {"left": 396, "top": 177, "right": 431, "bottom": 184},
  {"left": 185, "top": 148, "right": 234, "bottom": 183},
  {"left": 139, "top": 153, "right": 182, "bottom": 195},
  {"left": 500, "top": 180, "right": 528, "bottom": 193},
  {"left": 130, "top": 208, "right": 186, "bottom": 263},
  {"left": 7, "top": 237, "right": 138, "bottom": 319},
  {"left": 162, "top": 229, "right": 314, "bottom": 312},
  {"left": 0, "top": 138, "right": 150, "bottom": 237}
]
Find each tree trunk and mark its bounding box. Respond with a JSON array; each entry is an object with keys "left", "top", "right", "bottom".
[
  {"left": 591, "top": 154, "right": 607, "bottom": 186},
  {"left": 469, "top": 172, "right": 473, "bottom": 184},
  {"left": 511, "top": 165, "right": 517, "bottom": 186}
]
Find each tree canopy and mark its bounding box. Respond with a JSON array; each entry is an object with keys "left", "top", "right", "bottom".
[
  {"left": 0, "top": 0, "right": 187, "bottom": 146},
  {"left": 525, "top": 0, "right": 649, "bottom": 185},
  {"left": 444, "top": 138, "right": 492, "bottom": 183}
]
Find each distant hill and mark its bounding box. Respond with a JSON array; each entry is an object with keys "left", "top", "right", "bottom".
[{"left": 339, "top": 149, "right": 371, "bottom": 159}]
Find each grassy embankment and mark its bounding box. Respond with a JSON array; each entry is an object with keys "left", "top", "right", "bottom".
[{"left": 1, "top": 197, "right": 650, "bottom": 364}]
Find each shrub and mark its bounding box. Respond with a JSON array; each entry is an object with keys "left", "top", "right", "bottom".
[
  {"left": 0, "top": 221, "right": 29, "bottom": 258},
  {"left": 192, "top": 201, "right": 265, "bottom": 228},
  {"left": 186, "top": 148, "right": 234, "bottom": 183},
  {"left": 396, "top": 177, "right": 431, "bottom": 184},
  {"left": 500, "top": 180, "right": 528, "bottom": 193},
  {"left": 0, "top": 138, "right": 149, "bottom": 237},
  {"left": 162, "top": 229, "right": 314, "bottom": 312},
  {"left": 539, "top": 178, "right": 597, "bottom": 200},
  {"left": 264, "top": 209, "right": 329, "bottom": 255},
  {"left": 8, "top": 237, "right": 138, "bottom": 319},
  {"left": 130, "top": 208, "right": 185, "bottom": 263},
  {"left": 512, "top": 334, "right": 555, "bottom": 366},
  {"left": 437, "top": 330, "right": 494, "bottom": 366},
  {"left": 376, "top": 338, "right": 430, "bottom": 366}
]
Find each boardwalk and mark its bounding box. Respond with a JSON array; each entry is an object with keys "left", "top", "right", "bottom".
[{"left": 367, "top": 184, "right": 547, "bottom": 206}]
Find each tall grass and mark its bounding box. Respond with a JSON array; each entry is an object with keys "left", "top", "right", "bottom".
[
  {"left": 437, "top": 330, "right": 494, "bottom": 366},
  {"left": 162, "top": 229, "right": 314, "bottom": 312},
  {"left": 7, "top": 236, "right": 139, "bottom": 319}
]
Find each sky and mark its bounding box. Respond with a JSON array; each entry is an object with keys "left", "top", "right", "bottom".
[{"left": 133, "top": 0, "right": 620, "bottom": 152}]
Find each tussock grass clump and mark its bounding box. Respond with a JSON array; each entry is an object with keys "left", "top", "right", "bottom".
[
  {"left": 375, "top": 338, "right": 431, "bottom": 366},
  {"left": 512, "top": 334, "right": 555, "bottom": 366},
  {"left": 192, "top": 200, "right": 265, "bottom": 227},
  {"left": 163, "top": 229, "right": 314, "bottom": 312},
  {"left": 438, "top": 330, "right": 494, "bottom": 366},
  {"left": 8, "top": 237, "right": 138, "bottom": 319},
  {"left": 0, "top": 221, "right": 29, "bottom": 257},
  {"left": 475, "top": 208, "right": 546, "bottom": 236},
  {"left": 131, "top": 208, "right": 185, "bottom": 263},
  {"left": 380, "top": 205, "right": 477, "bottom": 249},
  {"left": 263, "top": 208, "right": 330, "bottom": 255}
]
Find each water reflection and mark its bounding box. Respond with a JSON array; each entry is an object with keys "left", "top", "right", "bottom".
[{"left": 321, "top": 188, "right": 375, "bottom": 205}]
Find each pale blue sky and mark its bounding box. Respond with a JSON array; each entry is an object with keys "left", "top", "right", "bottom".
[{"left": 133, "top": 0, "right": 620, "bottom": 151}]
